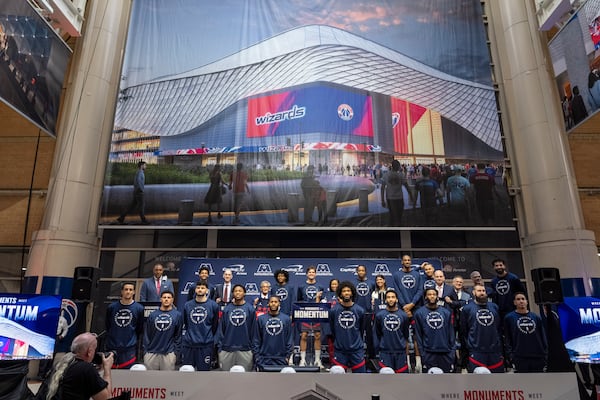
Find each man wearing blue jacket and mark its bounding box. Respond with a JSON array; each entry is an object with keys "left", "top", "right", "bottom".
[
  {"left": 414, "top": 288, "right": 455, "bottom": 373},
  {"left": 253, "top": 295, "right": 293, "bottom": 371},
  {"left": 182, "top": 280, "right": 220, "bottom": 371},
  {"left": 460, "top": 284, "right": 504, "bottom": 373},
  {"left": 143, "top": 290, "right": 182, "bottom": 370},
  {"left": 217, "top": 284, "right": 255, "bottom": 371}
]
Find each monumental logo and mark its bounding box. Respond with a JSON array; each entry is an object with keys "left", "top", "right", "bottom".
[
  {"left": 476, "top": 309, "right": 495, "bottom": 327},
  {"left": 255, "top": 263, "right": 273, "bottom": 276},
  {"left": 189, "top": 306, "right": 209, "bottom": 324},
  {"left": 316, "top": 263, "right": 333, "bottom": 276},
  {"left": 245, "top": 282, "right": 260, "bottom": 296},
  {"left": 425, "top": 311, "right": 445, "bottom": 330},
  {"left": 198, "top": 263, "right": 215, "bottom": 275},
  {"left": 226, "top": 264, "right": 247, "bottom": 276},
  {"left": 373, "top": 264, "right": 391, "bottom": 276}
]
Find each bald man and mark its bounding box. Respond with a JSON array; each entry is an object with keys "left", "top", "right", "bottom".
[{"left": 46, "top": 332, "right": 113, "bottom": 400}]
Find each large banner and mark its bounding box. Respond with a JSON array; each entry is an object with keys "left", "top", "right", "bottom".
[
  {"left": 558, "top": 296, "right": 600, "bottom": 363},
  {"left": 0, "top": 294, "right": 61, "bottom": 359},
  {"left": 0, "top": 0, "right": 71, "bottom": 136},
  {"left": 102, "top": 0, "right": 511, "bottom": 228},
  {"left": 110, "top": 371, "right": 579, "bottom": 400},
  {"left": 549, "top": 0, "right": 600, "bottom": 130}
]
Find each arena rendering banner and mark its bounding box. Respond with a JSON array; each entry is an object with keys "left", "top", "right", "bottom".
[{"left": 103, "top": 0, "right": 512, "bottom": 228}]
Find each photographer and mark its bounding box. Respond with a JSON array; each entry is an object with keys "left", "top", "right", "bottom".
[{"left": 44, "top": 332, "right": 114, "bottom": 400}]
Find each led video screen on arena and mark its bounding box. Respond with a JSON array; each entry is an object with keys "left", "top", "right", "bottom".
[
  {"left": 247, "top": 86, "right": 373, "bottom": 138},
  {"left": 103, "top": 0, "right": 511, "bottom": 228}
]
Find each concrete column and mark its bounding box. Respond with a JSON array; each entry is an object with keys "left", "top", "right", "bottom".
[
  {"left": 487, "top": 1, "right": 600, "bottom": 294},
  {"left": 24, "top": 0, "right": 133, "bottom": 293}
]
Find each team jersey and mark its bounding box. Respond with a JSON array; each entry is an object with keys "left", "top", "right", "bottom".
[
  {"left": 355, "top": 278, "right": 375, "bottom": 312},
  {"left": 217, "top": 302, "right": 255, "bottom": 352},
  {"left": 460, "top": 301, "right": 502, "bottom": 354},
  {"left": 392, "top": 269, "right": 424, "bottom": 307},
  {"left": 329, "top": 303, "right": 365, "bottom": 352},
  {"left": 413, "top": 305, "right": 455, "bottom": 353},
  {"left": 372, "top": 308, "right": 410, "bottom": 353},
  {"left": 491, "top": 272, "right": 525, "bottom": 314},
  {"left": 182, "top": 297, "right": 220, "bottom": 347},
  {"left": 144, "top": 308, "right": 183, "bottom": 354},
  {"left": 252, "top": 312, "right": 294, "bottom": 359},
  {"left": 105, "top": 300, "right": 144, "bottom": 350},
  {"left": 503, "top": 311, "right": 547, "bottom": 359},
  {"left": 297, "top": 282, "right": 325, "bottom": 302},
  {"left": 273, "top": 283, "right": 295, "bottom": 315}
]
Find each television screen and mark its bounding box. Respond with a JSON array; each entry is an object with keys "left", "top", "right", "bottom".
[
  {"left": 0, "top": 293, "right": 61, "bottom": 360},
  {"left": 558, "top": 296, "right": 600, "bottom": 363}
]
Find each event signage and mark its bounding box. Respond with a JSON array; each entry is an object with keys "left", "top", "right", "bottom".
[{"left": 0, "top": 293, "right": 61, "bottom": 359}]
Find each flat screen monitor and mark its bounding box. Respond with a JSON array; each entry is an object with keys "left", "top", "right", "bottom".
[{"left": 0, "top": 293, "right": 61, "bottom": 360}]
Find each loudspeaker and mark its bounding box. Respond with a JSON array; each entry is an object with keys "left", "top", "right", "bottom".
[
  {"left": 72, "top": 266, "right": 100, "bottom": 301},
  {"left": 531, "top": 267, "right": 563, "bottom": 304}
]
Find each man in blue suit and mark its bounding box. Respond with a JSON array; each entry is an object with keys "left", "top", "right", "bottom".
[{"left": 140, "top": 263, "right": 174, "bottom": 302}]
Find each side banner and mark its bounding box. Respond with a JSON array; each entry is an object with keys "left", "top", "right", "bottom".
[{"left": 292, "top": 303, "right": 330, "bottom": 323}]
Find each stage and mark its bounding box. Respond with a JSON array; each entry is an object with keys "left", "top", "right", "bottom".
[{"left": 110, "top": 370, "right": 578, "bottom": 400}]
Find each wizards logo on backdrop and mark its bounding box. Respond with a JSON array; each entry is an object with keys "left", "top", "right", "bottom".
[{"left": 247, "top": 85, "right": 373, "bottom": 138}]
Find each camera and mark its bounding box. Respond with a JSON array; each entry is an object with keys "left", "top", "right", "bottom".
[{"left": 92, "top": 351, "right": 115, "bottom": 365}]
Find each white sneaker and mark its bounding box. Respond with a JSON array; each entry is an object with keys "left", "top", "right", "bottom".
[
  {"left": 314, "top": 359, "right": 324, "bottom": 369},
  {"left": 299, "top": 359, "right": 306, "bottom": 367}
]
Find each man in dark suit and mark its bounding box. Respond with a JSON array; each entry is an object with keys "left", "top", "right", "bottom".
[
  {"left": 212, "top": 268, "right": 234, "bottom": 307},
  {"left": 433, "top": 270, "right": 453, "bottom": 308},
  {"left": 140, "top": 263, "right": 174, "bottom": 302}
]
